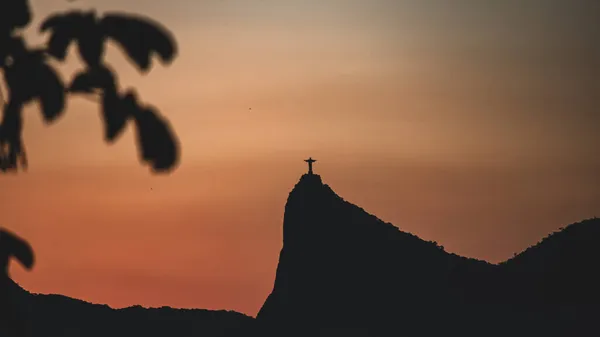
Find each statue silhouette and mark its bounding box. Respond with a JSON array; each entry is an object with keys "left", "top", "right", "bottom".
[{"left": 304, "top": 157, "right": 317, "bottom": 175}]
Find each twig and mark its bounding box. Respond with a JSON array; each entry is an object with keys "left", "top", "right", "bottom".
[{"left": 0, "top": 82, "right": 5, "bottom": 109}]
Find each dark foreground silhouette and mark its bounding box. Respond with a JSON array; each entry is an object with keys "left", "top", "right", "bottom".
[
  {"left": 0, "top": 229, "right": 34, "bottom": 337},
  {"left": 255, "top": 174, "right": 599, "bottom": 336},
  {"left": 3, "top": 279, "right": 253, "bottom": 337},
  {"left": 1, "top": 0, "right": 180, "bottom": 174},
  {"left": 4, "top": 173, "right": 599, "bottom": 336}
]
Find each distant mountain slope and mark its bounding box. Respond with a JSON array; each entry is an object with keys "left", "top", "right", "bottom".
[
  {"left": 499, "top": 218, "right": 600, "bottom": 306},
  {"left": 503, "top": 217, "right": 600, "bottom": 271},
  {"left": 4, "top": 279, "right": 253, "bottom": 337},
  {"left": 256, "top": 174, "right": 599, "bottom": 337}
]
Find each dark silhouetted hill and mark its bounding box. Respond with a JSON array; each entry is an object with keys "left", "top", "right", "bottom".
[
  {"left": 3, "top": 278, "right": 253, "bottom": 337},
  {"left": 256, "top": 174, "right": 599, "bottom": 337},
  {"left": 5, "top": 174, "right": 598, "bottom": 337}
]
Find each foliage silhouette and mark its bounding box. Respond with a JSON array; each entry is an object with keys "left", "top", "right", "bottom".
[
  {"left": 1, "top": 1, "right": 180, "bottom": 335},
  {"left": 0, "top": 0, "right": 180, "bottom": 173},
  {"left": 0, "top": 228, "right": 34, "bottom": 337}
]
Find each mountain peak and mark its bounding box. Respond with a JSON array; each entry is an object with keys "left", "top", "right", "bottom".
[
  {"left": 259, "top": 174, "right": 468, "bottom": 335},
  {"left": 298, "top": 173, "right": 323, "bottom": 185},
  {"left": 289, "top": 174, "right": 326, "bottom": 198},
  {"left": 257, "top": 175, "right": 600, "bottom": 336}
]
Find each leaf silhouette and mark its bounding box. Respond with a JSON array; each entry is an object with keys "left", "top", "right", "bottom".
[
  {"left": 100, "top": 89, "right": 130, "bottom": 142},
  {"left": 2, "top": 7, "right": 179, "bottom": 174},
  {"left": 68, "top": 66, "right": 115, "bottom": 93},
  {"left": 36, "top": 63, "right": 66, "bottom": 122},
  {"left": 45, "top": 29, "right": 75, "bottom": 60},
  {"left": 77, "top": 17, "right": 104, "bottom": 67},
  {"left": 4, "top": 50, "right": 44, "bottom": 102},
  {"left": 100, "top": 13, "right": 177, "bottom": 72},
  {"left": 0, "top": 0, "right": 32, "bottom": 32},
  {"left": 68, "top": 72, "right": 98, "bottom": 93},
  {"left": 40, "top": 10, "right": 105, "bottom": 66},
  {"left": 4, "top": 51, "right": 65, "bottom": 122},
  {"left": 0, "top": 39, "right": 7, "bottom": 64},
  {"left": 0, "top": 101, "right": 26, "bottom": 172},
  {"left": 40, "top": 11, "right": 85, "bottom": 60},
  {"left": 0, "top": 228, "right": 35, "bottom": 273},
  {"left": 2, "top": 35, "right": 29, "bottom": 61},
  {"left": 132, "top": 103, "right": 179, "bottom": 172}
]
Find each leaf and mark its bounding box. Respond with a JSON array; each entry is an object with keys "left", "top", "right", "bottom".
[
  {"left": 4, "top": 54, "right": 41, "bottom": 103},
  {"left": 40, "top": 10, "right": 105, "bottom": 66},
  {"left": 132, "top": 105, "right": 179, "bottom": 172},
  {"left": 0, "top": 101, "right": 25, "bottom": 172},
  {"left": 36, "top": 63, "right": 66, "bottom": 122},
  {"left": 4, "top": 51, "right": 65, "bottom": 122},
  {"left": 40, "top": 11, "right": 84, "bottom": 59},
  {"left": 0, "top": 228, "right": 35, "bottom": 272},
  {"left": 78, "top": 19, "right": 105, "bottom": 67},
  {"left": 0, "top": 0, "right": 32, "bottom": 32},
  {"left": 68, "top": 66, "right": 115, "bottom": 93},
  {"left": 2, "top": 36, "right": 29, "bottom": 62},
  {"left": 40, "top": 11, "right": 79, "bottom": 32},
  {"left": 100, "top": 89, "right": 130, "bottom": 142},
  {"left": 46, "top": 28, "right": 75, "bottom": 60},
  {"left": 68, "top": 72, "right": 98, "bottom": 93},
  {"left": 100, "top": 13, "right": 177, "bottom": 72}
]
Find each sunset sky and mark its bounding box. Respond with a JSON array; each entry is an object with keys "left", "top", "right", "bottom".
[{"left": 2, "top": 0, "right": 599, "bottom": 316}]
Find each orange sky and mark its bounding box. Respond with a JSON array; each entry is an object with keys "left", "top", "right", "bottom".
[{"left": 2, "top": 0, "right": 599, "bottom": 316}]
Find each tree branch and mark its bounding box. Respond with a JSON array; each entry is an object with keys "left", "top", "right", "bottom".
[
  {"left": 0, "top": 73, "right": 5, "bottom": 110},
  {"left": 0, "top": 84, "right": 4, "bottom": 109}
]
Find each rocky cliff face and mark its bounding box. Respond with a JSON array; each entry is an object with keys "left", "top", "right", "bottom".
[{"left": 256, "top": 174, "right": 599, "bottom": 337}]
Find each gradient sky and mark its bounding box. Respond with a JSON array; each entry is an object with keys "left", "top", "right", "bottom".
[{"left": 2, "top": 0, "right": 599, "bottom": 316}]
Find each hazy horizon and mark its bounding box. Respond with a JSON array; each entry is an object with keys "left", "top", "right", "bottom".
[{"left": 3, "top": 0, "right": 599, "bottom": 316}]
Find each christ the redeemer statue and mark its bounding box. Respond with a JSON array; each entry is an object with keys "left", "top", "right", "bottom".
[{"left": 304, "top": 157, "right": 316, "bottom": 175}]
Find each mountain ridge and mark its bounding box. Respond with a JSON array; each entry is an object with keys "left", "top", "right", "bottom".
[
  {"left": 11, "top": 279, "right": 246, "bottom": 315},
  {"left": 4, "top": 276, "right": 254, "bottom": 337},
  {"left": 256, "top": 173, "right": 599, "bottom": 337},
  {"left": 5, "top": 173, "right": 598, "bottom": 336}
]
